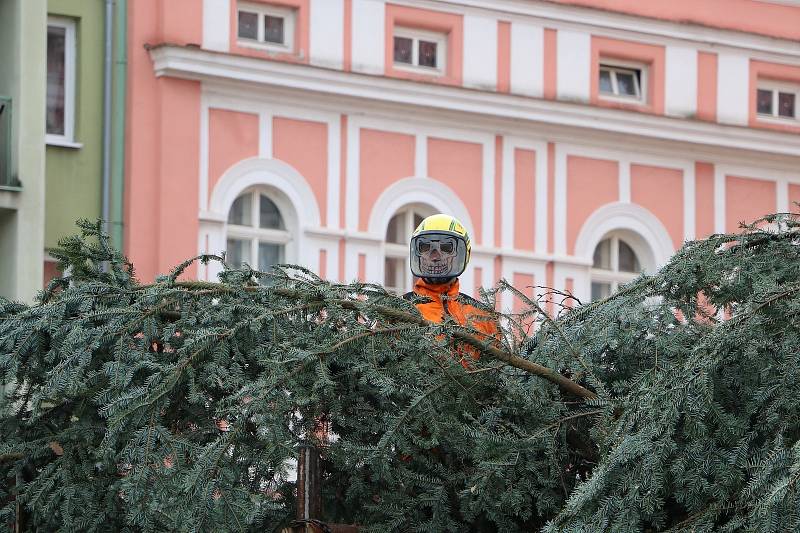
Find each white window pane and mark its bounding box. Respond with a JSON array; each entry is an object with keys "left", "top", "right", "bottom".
[
  {"left": 591, "top": 282, "right": 611, "bottom": 301},
  {"left": 237, "top": 10, "right": 258, "bottom": 40},
  {"left": 593, "top": 239, "right": 611, "bottom": 269},
  {"left": 599, "top": 69, "right": 613, "bottom": 94},
  {"left": 227, "top": 238, "right": 251, "bottom": 267},
  {"left": 394, "top": 36, "right": 413, "bottom": 64},
  {"left": 46, "top": 25, "right": 66, "bottom": 135},
  {"left": 259, "top": 195, "right": 284, "bottom": 229},
  {"left": 264, "top": 15, "right": 284, "bottom": 44},
  {"left": 228, "top": 194, "right": 252, "bottom": 226},
  {"left": 757, "top": 89, "right": 773, "bottom": 115},
  {"left": 618, "top": 241, "right": 640, "bottom": 273},
  {"left": 615, "top": 71, "right": 637, "bottom": 97},
  {"left": 778, "top": 92, "right": 795, "bottom": 118},
  {"left": 258, "top": 242, "right": 284, "bottom": 270},
  {"left": 418, "top": 40, "right": 438, "bottom": 68}
]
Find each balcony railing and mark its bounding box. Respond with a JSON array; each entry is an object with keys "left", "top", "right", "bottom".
[{"left": 0, "top": 96, "right": 19, "bottom": 189}]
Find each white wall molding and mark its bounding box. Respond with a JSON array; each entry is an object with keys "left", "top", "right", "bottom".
[
  {"left": 573, "top": 202, "right": 675, "bottom": 270},
  {"left": 501, "top": 137, "right": 548, "bottom": 252},
  {"left": 555, "top": 143, "right": 694, "bottom": 254},
  {"left": 367, "top": 177, "right": 475, "bottom": 239},
  {"left": 400, "top": 0, "right": 800, "bottom": 61},
  {"left": 201, "top": 157, "right": 321, "bottom": 280},
  {"left": 714, "top": 163, "right": 800, "bottom": 232},
  {"left": 153, "top": 46, "right": 800, "bottom": 160}
]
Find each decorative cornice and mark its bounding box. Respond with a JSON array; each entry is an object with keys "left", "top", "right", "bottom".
[{"left": 150, "top": 45, "right": 800, "bottom": 162}]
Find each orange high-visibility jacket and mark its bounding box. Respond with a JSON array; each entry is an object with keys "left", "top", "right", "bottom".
[{"left": 405, "top": 278, "right": 498, "bottom": 364}]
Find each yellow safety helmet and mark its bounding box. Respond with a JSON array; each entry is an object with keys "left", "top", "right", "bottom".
[{"left": 409, "top": 214, "right": 471, "bottom": 280}]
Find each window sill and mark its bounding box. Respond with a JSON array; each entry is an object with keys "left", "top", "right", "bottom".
[
  {"left": 756, "top": 114, "right": 798, "bottom": 125},
  {"left": 237, "top": 39, "right": 294, "bottom": 55},
  {"left": 393, "top": 63, "right": 445, "bottom": 77},
  {"left": 598, "top": 94, "right": 646, "bottom": 106},
  {"left": 46, "top": 136, "right": 83, "bottom": 149}
]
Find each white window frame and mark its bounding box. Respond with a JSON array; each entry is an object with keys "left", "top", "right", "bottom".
[
  {"left": 392, "top": 26, "right": 447, "bottom": 76},
  {"left": 755, "top": 80, "right": 799, "bottom": 123},
  {"left": 46, "top": 16, "right": 79, "bottom": 148},
  {"left": 598, "top": 60, "right": 648, "bottom": 105},
  {"left": 226, "top": 189, "right": 292, "bottom": 272},
  {"left": 590, "top": 234, "right": 641, "bottom": 301},
  {"left": 384, "top": 206, "right": 434, "bottom": 294},
  {"left": 236, "top": 2, "right": 296, "bottom": 53}
]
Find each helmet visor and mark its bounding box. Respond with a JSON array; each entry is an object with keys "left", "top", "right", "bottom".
[{"left": 410, "top": 233, "right": 468, "bottom": 279}]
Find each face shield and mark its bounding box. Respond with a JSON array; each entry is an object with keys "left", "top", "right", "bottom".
[{"left": 409, "top": 232, "right": 469, "bottom": 280}]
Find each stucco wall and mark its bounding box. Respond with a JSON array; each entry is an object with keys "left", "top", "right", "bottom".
[{"left": 45, "top": 0, "right": 105, "bottom": 250}]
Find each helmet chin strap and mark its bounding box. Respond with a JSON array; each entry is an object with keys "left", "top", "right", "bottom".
[{"left": 422, "top": 276, "right": 455, "bottom": 285}]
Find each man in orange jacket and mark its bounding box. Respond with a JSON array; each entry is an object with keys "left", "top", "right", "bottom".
[{"left": 404, "top": 214, "right": 499, "bottom": 365}]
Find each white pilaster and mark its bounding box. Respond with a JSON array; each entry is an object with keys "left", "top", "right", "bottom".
[
  {"left": 310, "top": 0, "right": 344, "bottom": 69},
  {"left": 327, "top": 118, "right": 341, "bottom": 228},
  {"left": 717, "top": 53, "right": 750, "bottom": 126},
  {"left": 482, "top": 141, "right": 495, "bottom": 248},
  {"left": 777, "top": 179, "right": 789, "bottom": 212},
  {"left": 351, "top": 0, "right": 385, "bottom": 75},
  {"left": 510, "top": 22, "right": 543, "bottom": 98},
  {"left": 556, "top": 30, "right": 591, "bottom": 103},
  {"left": 202, "top": 0, "right": 230, "bottom": 52},
  {"left": 415, "top": 134, "right": 427, "bottom": 178},
  {"left": 683, "top": 165, "right": 696, "bottom": 241},
  {"left": 714, "top": 167, "right": 726, "bottom": 234},
  {"left": 665, "top": 45, "right": 697, "bottom": 118},
  {"left": 501, "top": 140, "right": 515, "bottom": 249},
  {"left": 345, "top": 120, "right": 360, "bottom": 231},
  {"left": 554, "top": 145, "right": 567, "bottom": 254},
  {"left": 463, "top": 14, "right": 498, "bottom": 91},
  {"left": 258, "top": 112, "right": 272, "bottom": 159},
  {"left": 619, "top": 160, "right": 631, "bottom": 203},
  {"left": 535, "top": 145, "right": 548, "bottom": 254}
]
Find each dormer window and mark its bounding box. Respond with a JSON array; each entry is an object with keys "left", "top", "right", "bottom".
[
  {"left": 757, "top": 82, "right": 798, "bottom": 121},
  {"left": 237, "top": 2, "right": 296, "bottom": 53},
  {"left": 599, "top": 62, "right": 646, "bottom": 103},
  {"left": 392, "top": 27, "right": 446, "bottom": 75}
]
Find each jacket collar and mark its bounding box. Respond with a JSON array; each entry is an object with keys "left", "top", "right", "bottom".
[{"left": 413, "top": 277, "right": 460, "bottom": 300}]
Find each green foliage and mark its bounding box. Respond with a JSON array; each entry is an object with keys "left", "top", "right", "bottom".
[{"left": 2, "top": 215, "right": 800, "bottom": 532}]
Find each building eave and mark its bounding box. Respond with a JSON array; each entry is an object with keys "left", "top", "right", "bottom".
[{"left": 149, "top": 45, "right": 800, "bottom": 162}]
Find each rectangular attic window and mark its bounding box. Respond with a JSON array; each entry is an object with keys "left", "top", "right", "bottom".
[
  {"left": 599, "top": 62, "right": 647, "bottom": 104},
  {"left": 237, "top": 2, "right": 296, "bottom": 52},
  {"left": 392, "top": 27, "right": 447, "bottom": 75},
  {"left": 757, "top": 82, "right": 798, "bottom": 121}
]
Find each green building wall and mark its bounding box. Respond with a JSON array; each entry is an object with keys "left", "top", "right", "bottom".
[{"left": 45, "top": 0, "right": 105, "bottom": 251}]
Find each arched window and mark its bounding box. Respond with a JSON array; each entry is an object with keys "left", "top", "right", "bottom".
[
  {"left": 226, "top": 189, "right": 290, "bottom": 272},
  {"left": 590, "top": 234, "right": 642, "bottom": 301},
  {"left": 384, "top": 206, "right": 432, "bottom": 294}
]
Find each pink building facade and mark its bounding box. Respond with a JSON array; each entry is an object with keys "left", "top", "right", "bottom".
[{"left": 125, "top": 0, "right": 800, "bottom": 306}]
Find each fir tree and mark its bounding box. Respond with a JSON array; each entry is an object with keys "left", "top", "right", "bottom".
[{"left": 1, "top": 214, "right": 799, "bottom": 532}]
